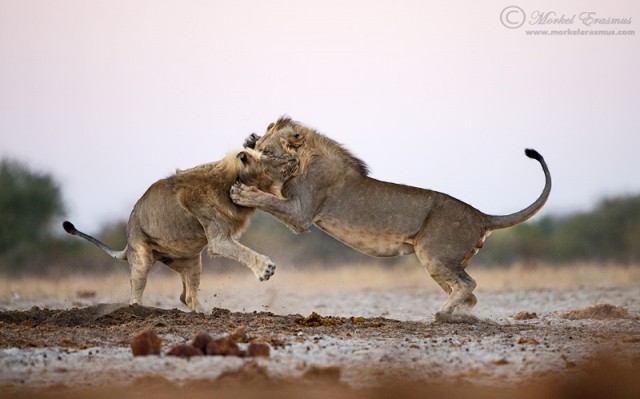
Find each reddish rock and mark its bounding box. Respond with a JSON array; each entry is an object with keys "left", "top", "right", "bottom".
[
  {"left": 167, "top": 344, "right": 204, "bottom": 358},
  {"left": 247, "top": 342, "right": 271, "bottom": 357},
  {"left": 228, "top": 325, "right": 248, "bottom": 343},
  {"left": 205, "top": 338, "right": 242, "bottom": 357},
  {"left": 130, "top": 330, "right": 162, "bottom": 357},
  {"left": 192, "top": 332, "right": 214, "bottom": 353}
]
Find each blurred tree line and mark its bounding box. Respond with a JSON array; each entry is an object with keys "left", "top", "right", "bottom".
[
  {"left": 477, "top": 194, "right": 640, "bottom": 265},
  {"left": 1, "top": 157, "right": 639, "bottom": 275},
  {"left": 0, "top": 159, "right": 66, "bottom": 272}
]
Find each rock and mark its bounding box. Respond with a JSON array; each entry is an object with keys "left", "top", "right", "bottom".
[
  {"left": 130, "top": 330, "right": 162, "bottom": 357},
  {"left": 205, "top": 338, "right": 242, "bottom": 357},
  {"left": 296, "top": 312, "right": 344, "bottom": 327},
  {"left": 191, "top": 332, "right": 214, "bottom": 353},
  {"left": 513, "top": 311, "right": 538, "bottom": 320},
  {"left": 517, "top": 336, "right": 540, "bottom": 345},
  {"left": 166, "top": 344, "right": 204, "bottom": 358},
  {"left": 247, "top": 342, "right": 270, "bottom": 357},
  {"left": 228, "top": 325, "right": 248, "bottom": 343}
]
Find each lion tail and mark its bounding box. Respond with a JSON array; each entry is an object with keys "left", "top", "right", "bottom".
[
  {"left": 63, "top": 221, "right": 128, "bottom": 261},
  {"left": 486, "top": 149, "right": 551, "bottom": 230}
]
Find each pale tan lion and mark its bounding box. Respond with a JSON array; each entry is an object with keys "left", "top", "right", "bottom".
[
  {"left": 231, "top": 117, "right": 551, "bottom": 322},
  {"left": 64, "top": 148, "right": 298, "bottom": 312}
]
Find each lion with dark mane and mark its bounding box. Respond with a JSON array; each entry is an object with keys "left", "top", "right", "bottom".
[{"left": 231, "top": 117, "right": 551, "bottom": 322}]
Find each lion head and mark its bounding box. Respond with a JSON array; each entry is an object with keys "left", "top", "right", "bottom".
[
  {"left": 235, "top": 147, "right": 299, "bottom": 198},
  {"left": 244, "top": 116, "right": 369, "bottom": 177},
  {"left": 245, "top": 117, "right": 305, "bottom": 156}
]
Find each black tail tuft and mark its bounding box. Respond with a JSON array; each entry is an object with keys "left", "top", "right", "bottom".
[
  {"left": 62, "top": 221, "right": 77, "bottom": 235},
  {"left": 525, "top": 148, "right": 543, "bottom": 161}
]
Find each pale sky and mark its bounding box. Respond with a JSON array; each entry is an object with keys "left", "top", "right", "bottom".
[{"left": 1, "top": 1, "right": 639, "bottom": 232}]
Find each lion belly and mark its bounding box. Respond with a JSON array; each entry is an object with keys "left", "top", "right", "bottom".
[
  {"left": 316, "top": 218, "right": 415, "bottom": 257},
  {"left": 313, "top": 180, "right": 435, "bottom": 257}
]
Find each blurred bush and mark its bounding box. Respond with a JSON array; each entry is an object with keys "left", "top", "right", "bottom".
[
  {"left": 477, "top": 194, "right": 640, "bottom": 265},
  {"left": 0, "top": 159, "right": 67, "bottom": 273}
]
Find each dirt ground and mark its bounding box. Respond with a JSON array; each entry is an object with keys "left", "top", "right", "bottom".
[{"left": 1, "top": 265, "right": 640, "bottom": 398}]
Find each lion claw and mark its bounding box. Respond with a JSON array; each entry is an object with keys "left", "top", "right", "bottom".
[
  {"left": 230, "top": 183, "right": 249, "bottom": 205},
  {"left": 259, "top": 263, "right": 276, "bottom": 281}
]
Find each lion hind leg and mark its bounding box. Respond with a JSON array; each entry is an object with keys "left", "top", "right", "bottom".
[
  {"left": 207, "top": 238, "right": 276, "bottom": 282},
  {"left": 438, "top": 269, "right": 477, "bottom": 314},
  {"left": 415, "top": 244, "right": 478, "bottom": 319},
  {"left": 432, "top": 267, "right": 479, "bottom": 324},
  {"left": 171, "top": 257, "right": 204, "bottom": 313},
  {"left": 458, "top": 292, "right": 478, "bottom": 312},
  {"left": 127, "top": 246, "right": 154, "bottom": 307}
]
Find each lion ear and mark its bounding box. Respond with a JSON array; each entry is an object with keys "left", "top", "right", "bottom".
[
  {"left": 282, "top": 131, "right": 304, "bottom": 151},
  {"left": 237, "top": 151, "right": 249, "bottom": 164}
]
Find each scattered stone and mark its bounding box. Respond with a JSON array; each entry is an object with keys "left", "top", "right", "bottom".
[
  {"left": 205, "top": 338, "right": 242, "bottom": 357},
  {"left": 128, "top": 326, "right": 272, "bottom": 359},
  {"left": 211, "top": 307, "right": 231, "bottom": 318},
  {"left": 250, "top": 336, "right": 286, "bottom": 348},
  {"left": 228, "top": 325, "right": 248, "bottom": 343},
  {"left": 491, "top": 358, "right": 509, "bottom": 366},
  {"left": 513, "top": 311, "right": 538, "bottom": 320},
  {"left": 191, "top": 332, "right": 214, "bottom": 353},
  {"left": 131, "top": 330, "right": 162, "bottom": 357},
  {"left": 166, "top": 344, "right": 204, "bottom": 358},
  {"left": 296, "top": 312, "right": 344, "bottom": 327},
  {"left": 517, "top": 336, "right": 540, "bottom": 345},
  {"left": 247, "top": 342, "right": 270, "bottom": 357}
]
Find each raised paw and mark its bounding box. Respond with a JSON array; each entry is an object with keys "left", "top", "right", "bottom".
[
  {"left": 243, "top": 133, "right": 260, "bottom": 149},
  {"left": 259, "top": 263, "right": 276, "bottom": 281},
  {"left": 230, "top": 183, "right": 258, "bottom": 207}
]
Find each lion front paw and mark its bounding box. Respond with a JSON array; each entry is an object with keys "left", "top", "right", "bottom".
[
  {"left": 243, "top": 133, "right": 260, "bottom": 149},
  {"left": 259, "top": 263, "right": 276, "bottom": 281},
  {"left": 230, "top": 183, "right": 259, "bottom": 207}
]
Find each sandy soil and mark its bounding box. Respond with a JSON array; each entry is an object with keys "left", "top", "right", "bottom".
[{"left": 1, "top": 265, "right": 640, "bottom": 398}]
